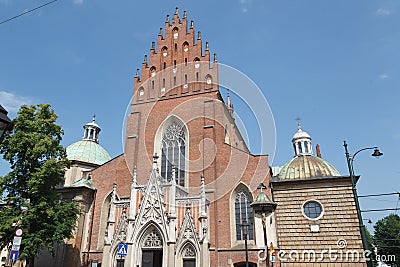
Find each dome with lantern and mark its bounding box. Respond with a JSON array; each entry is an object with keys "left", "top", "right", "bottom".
[
  {"left": 66, "top": 117, "right": 111, "bottom": 165},
  {"left": 276, "top": 122, "right": 340, "bottom": 180}
]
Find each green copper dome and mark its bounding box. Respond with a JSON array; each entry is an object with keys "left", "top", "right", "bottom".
[
  {"left": 66, "top": 140, "right": 111, "bottom": 165},
  {"left": 277, "top": 155, "right": 340, "bottom": 180},
  {"left": 66, "top": 117, "right": 111, "bottom": 165}
]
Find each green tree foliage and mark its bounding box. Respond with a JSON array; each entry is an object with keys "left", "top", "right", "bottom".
[
  {"left": 373, "top": 214, "right": 400, "bottom": 266},
  {"left": 366, "top": 229, "right": 377, "bottom": 266},
  {"left": 0, "top": 104, "right": 80, "bottom": 267}
]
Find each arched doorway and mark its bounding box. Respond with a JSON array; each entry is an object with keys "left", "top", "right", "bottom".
[
  {"left": 141, "top": 229, "right": 163, "bottom": 267},
  {"left": 181, "top": 243, "right": 196, "bottom": 267}
]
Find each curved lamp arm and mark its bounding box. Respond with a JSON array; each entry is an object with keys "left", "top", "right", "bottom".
[{"left": 351, "top": 147, "right": 378, "bottom": 163}]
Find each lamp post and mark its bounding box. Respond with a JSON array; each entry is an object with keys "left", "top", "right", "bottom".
[
  {"left": 0, "top": 105, "right": 13, "bottom": 142},
  {"left": 240, "top": 222, "right": 249, "bottom": 267},
  {"left": 343, "top": 141, "right": 383, "bottom": 267},
  {"left": 251, "top": 183, "right": 277, "bottom": 267}
]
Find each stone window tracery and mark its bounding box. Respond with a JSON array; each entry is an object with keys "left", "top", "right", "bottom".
[
  {"left": 235, "top": 189, "right": 254, "bottom": 240},
  {"left": 142, "top": 230, "right": 163, "bottom": 249},
  {"left": 182, "top": 244, "right": 196, "bottom": 258},
  {"left": 161, "top": 121, "right": 186, "bottom": 186}
]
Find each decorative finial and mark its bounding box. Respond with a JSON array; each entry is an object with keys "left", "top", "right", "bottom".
[
  {"left": 171, "top": 165, "right": 177, "bottom": 184},
  {"left": 151, "top": 42, "right": 155, "bottom": 50},
  {"left": 133, "top": 165, "right": 137, "bottom": 185},
  {"left": 183, "top": 10, "right": 187, "bottom": 19},
  {"left": 295, "top": 117, "right": 302, "bottom": 132},
  {"left": 166, "top": 14, "right": 170, "bottom": 24},
  {"left": 143, "top": 55, "right": 148, "bottom": 64},
  {"left": 257, "top": 183, "right": 267, "bottom": 192},
  {"left": 112, "top": 181, "right": 117, "bottom": 201},
  {"left": 135, "top": 68, "right": 140, "bottom": 77},
  {"left": 190, "top": 21, "right": 194, "bottom": 29},
  {"left": 159, "top": 28, "right": 163, "bottom": 36},
  {"left": 213, "top": 53, "right": 217, "bottom": 62},
  {"left": 200, "top": 174, "right": 206, "bottom": 216},
  {"left": 153, "top": 153, "right": 159, "bottom": 163},
  {"left": 197, "top": 31, "right": 201, "bottom": 40},
  {"left": 227, "top": 89, "right": 234, "bottom": 115},
  {"left": 175, "top": 7, "right": 179, "bottom": 15},
  {"left": 205, "top": 42, "right": 209, "bottom": 51},
  {"left": 92, "top": 114, "right": 96, "bottom": 122}
]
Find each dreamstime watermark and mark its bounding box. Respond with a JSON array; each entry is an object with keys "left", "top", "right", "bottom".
[{"left": 258, "top": 239, "right": 396, "bottom": 263}]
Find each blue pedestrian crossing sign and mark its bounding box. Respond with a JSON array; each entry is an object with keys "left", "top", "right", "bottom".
[
  {"left": 117, "top": 244, "right": 128, "bottom": 257},
  {"left": 10, "top": 250, "right": 19, "bottom": 260}
]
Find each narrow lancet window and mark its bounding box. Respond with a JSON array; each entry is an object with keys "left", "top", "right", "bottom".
[
  {"left": 235, "top": 189, "right": 254, "bottom": 240},
  {"left": 161, "top": 122, "right": 186, "bottom": 186}
]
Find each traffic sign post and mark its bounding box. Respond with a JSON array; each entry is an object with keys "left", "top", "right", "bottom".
[
  {"left": 15, "top": 228, "right": 23, "bottom": 237},
  {"left": 9, "top": 250, "right": 19, "bottom": 260},
  {"left": 10, "top": 228, "right": 23, "bottom": 261},
  {"left": 117, "top": 244, "right": 128, "bottom": 257},
  {"left": 11, "top": 244, "right": 20, "bottom": 251},
  {"left": 12, "top": 236, "right": 22, "bottom": 246}
]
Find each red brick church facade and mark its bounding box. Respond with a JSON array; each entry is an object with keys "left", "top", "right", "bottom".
[{"left": 36, "top": 7, "right": 366, "bottom": 267}]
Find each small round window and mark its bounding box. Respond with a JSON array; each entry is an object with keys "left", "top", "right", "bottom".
[{"left": 302, "top": 200, "right": 323, "bottom": 220}]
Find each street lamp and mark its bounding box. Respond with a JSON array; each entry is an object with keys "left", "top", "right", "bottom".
[
  {"left": 0, "top": 105, "right": 13, "bottom": 141},
  {"left": 240, "top": 222, "right": 250, "bottom": 267},
  {"left": 343, "top": 141, "right": 383, "bottom": 267},
  {"left": 251, "top": 183, "right": 277, "bottom": 267}
]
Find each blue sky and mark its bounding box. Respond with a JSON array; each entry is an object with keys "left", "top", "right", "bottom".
[{"left": 0, "top": 0, "right": 399, "bottom": 230}]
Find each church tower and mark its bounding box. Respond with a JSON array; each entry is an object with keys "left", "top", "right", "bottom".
[{"left": 124, "top": 7, "right": 225, "bottom": 188}]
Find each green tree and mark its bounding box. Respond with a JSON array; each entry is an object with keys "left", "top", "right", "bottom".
[
  {"left": 0, "top": 104, "right": 80, "bottom": 267},
  {"left": 373, "top": 214, "right": 400, "bottom": 266}
]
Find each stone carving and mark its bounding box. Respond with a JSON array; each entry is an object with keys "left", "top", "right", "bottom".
[
  {"left": 130, "top": 159, "right": 169, "bottom": 248},
  {"left": 141, "top": 185, "right": 164, "bottom": 224},
  {"left": 176, "top": 208, "right": 200, "bottom": 251},
  {"left": 143, "top": 230, "right": 163, "bottom": 248},
  {"left": 163, "top": 122, "right": 185, "bottom": 145},
  {"left": 182, "top": 244, "right": 196, "bottom": 258},
  {"left": 111, "top": 207, "right": 128, "bottom": 248}
]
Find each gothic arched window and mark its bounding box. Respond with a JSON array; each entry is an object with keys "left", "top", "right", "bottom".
[
  {"left": 161, "top": 121, "right": 186, "bottom": 186},
  {"left": 235, "top": 189, "right": 254, "bottom": 240}
]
